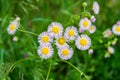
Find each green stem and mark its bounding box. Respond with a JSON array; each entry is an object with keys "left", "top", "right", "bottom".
[
  {"left": 17, "top": 29, "right": 38, "bottom": 36},
  {"left": 46, "top": 58, "right": 52, "bottom": 80},
  {"left": 18, "top": 24, "right": 37, "bottom": 54},
  {"left": 0, "top": 50, "right": 4, "bottom": 64},
  {"left": 57, "top": 60, "right": 88, "bottom": 79},
  {"left": 84, "top": 7, "right": 86, "bottom": 12},
  {"left": 3, "top": 57, "right": 40, "bottom": 80}
]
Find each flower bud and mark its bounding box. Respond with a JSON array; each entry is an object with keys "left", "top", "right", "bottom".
[
  {"left": 82, "top": 2, "right": 87, "bottom": 7},
  {"left": 88, "top": 49, "right": 94, "bottom": 54}
]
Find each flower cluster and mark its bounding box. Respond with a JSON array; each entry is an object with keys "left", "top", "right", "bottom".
[
  {"left": 37, "top": 18, "right": 97, "bottom": 60},
  {"left": 7, "top": 2, "right": 101, "bottom": 60},
  {"left": 7, "top": 2, "right": 118, "bottom": 59},
  {"left": 103, "top": 20, "right": 120, "bottom": 58},
  {"left": 37, "top": 1, "right": 100, "bottom": 60}
]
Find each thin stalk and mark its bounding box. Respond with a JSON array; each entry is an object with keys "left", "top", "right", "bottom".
[
  {"left": 19, "top": 24, "right": 37, "bottom": 54},
  {"left": 57, "top": 60, "right": 89, "bottom": 79},
  {"left": 3, "top": 57, "right": 40, "bottom": 80},
  {"left": 17, "top": 29, "right": 38, "bottom": 36},
  {"left": 0, "top": 50, "right": 4, "bottom": 64},
  {"left": 46, "top": 58, "right": 52, "bottom": 80}
]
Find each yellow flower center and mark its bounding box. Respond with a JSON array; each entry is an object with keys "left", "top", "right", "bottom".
[
  {"left": 79, "top": 38, "right": 87, "bottom": 46},
  {"left": 93, "top": 5, "right": 97, "bottom": 9},
  {"left": 68, "top": 30, "right": 75, "bottom": 36},
  {"left": 41, "top": 47, "right": 49, "bottom": 55},
  {"left": 42, "top": 36, "right": 49, "bottom": 42},
  {"left": 52, "top": 26, "right": 59, "bottom": 34},
  {"left": 10, "top": 24, "right": 15, "bottom": 30},
  {"left": 83, "top": 20, "right": 89, "bottom": 27},
  {"left": 58, "top": 37, "right": 66, "bottom": 45},
  {"left": 89, "top": 26, "right": 94, "bottom": 30},
  {"left": 62, "top": 49, "right": 69, "bottom": 56},
  {"left": 115, "top": 26, "right": 120, "bottom": 32}
]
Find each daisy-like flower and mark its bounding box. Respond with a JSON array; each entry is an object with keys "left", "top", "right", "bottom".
[
  {"left": 58, "top": 46, "right": 73, "bottom": 60},
  {"left": 64, "top": 26, "right": 78, "bottom": 41},
  {"left": 38, "top": 31, "right": 53, "bottom": 45},
  {"left": 92, "top": 1, "right": 100, "bottom": 14},
  {"left": 79, "top": 18, "right": 91, "bottom": 30},
  {"left": 103, "top": 29, "right": 112, "bottom": 38},
  {"left": 88, "top": 25, "right": 96, "bottom": 34},
  {"left": 75, "top": 34, "right": 91, "bottom": 50},
  {"left": 7, "top": 17, "right": 20, "bottom": 35},
  {"left": 37, "top": 43, "right": 53, "bottom": 59},
  {"left": 48, "top": 22, "right": 63, "bottom": 38},
  {"left": 55, "top": 36, "right": 68, "bottom": 48},
  {"left": 112, "top": 24, "right": 120, "bottom": 35},
  {"left": 108, "top": 46, "right": 114, "bottom": 54}
]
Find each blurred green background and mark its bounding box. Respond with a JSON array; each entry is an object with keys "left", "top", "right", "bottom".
[{"left": 0, "top": 0, "right": 120, "bottom": 80}]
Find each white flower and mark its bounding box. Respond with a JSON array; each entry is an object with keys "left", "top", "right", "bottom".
[
  {"left": 92, "top": 1, "right": 100, "bottom": 14},
  {"left": 88, "top": 49, "right": 94, "bottom": 54},
  {"left": 108, "top": 46, "right": 114, "bottom": 54},
  {"left": 112, "top": 24, "right": 120, "bottom": 35},
  {"left": 37, "top": 43, "right": 53, "bottom": 59},
  {"left": 38, "top": 31, "right": 53, "bottom": 45},
  {"left": 79, "top": 18, "right": 91, "bottom": 30},
  {"left": 88, "top": 25, "right": 96, "bottom": 34},
  {"left": 90, "top": 16, "right": 96, "bottom": 23},
  {"left": 103, "top": 29, "right": 112, "bottom": 38},
  {"left": 64, "top": 26, "right": 78, "bottom": 41},
  {"left": 55, "top": 36, "right": 68, "bottom": 49},
  {"left": 48, "top": 22, "right": 63, "bottom": 38},
  {"left": 75, "top": 34, "right": 91, "bottom": 50},
  {"left": 58, "top": 46, "right": 73, "bottom": 60},
  {"left": 7, "top": 18, "right": 19, "bottom": 35}
]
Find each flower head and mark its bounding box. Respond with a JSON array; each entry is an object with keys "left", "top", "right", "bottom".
[
  {"left": 48, "top": 22, "right": 63, "bottom": 38},
  {"left": 37, "top": 43, "right": 53, "bottom": 59},
  {"left": 64, "top": 26, "right": 78, "bottom": 41},
  {"left": 112, "top": 24, "right": 120, "bottom": 35},
  {"left": 75, "top": 34, "right": 91, "bottom": 50},
  {"left": 55, "top": 36, "right": 68, "bottom": 48},
  {"left": 103, "top": 29, "right": 112, "bottom": 38},
  {"left": 58, "top": 46, "right": 73, "bottom": 60},
  {"left": 38, "top": 31, "right": 53, "bottom": 45},
  {"left": 7, "top": 18, "right": 19, "bottom": 35},
  {"left": 92, "top": 1, "right": 100, "bottom": 14},
  {"left": 88, "top": 25, "right": 96, "bottom": 34},
  {"left": 79, "top": 18, "right": 91, "bottom": 30}
]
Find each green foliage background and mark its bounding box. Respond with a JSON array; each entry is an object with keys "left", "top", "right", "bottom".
[{"left": 0, "top": 0, "right": 120, "bottom": 80}]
